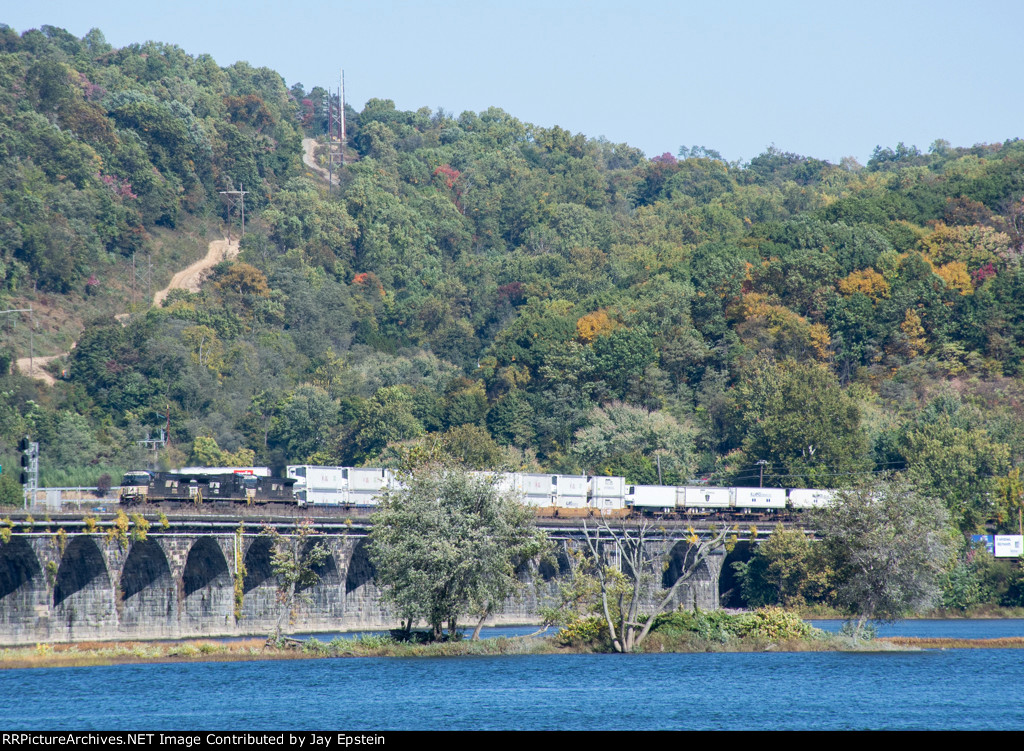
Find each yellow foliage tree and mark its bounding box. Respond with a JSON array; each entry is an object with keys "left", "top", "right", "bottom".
[
  {"left": 920, "top": 223, "right": 1011, "bottom": 270},
  {"left": 894, "top": 309, "right": 929, "bottom": 358},
  {"left": 190, "top": 436, "right": 256, "bottom": 467},
  {"left": 934, "top": 261, "right": 973, "bottom": 295},
  {"left": 215, "top": 262, "right": 271, "bottom": 298},
  {"left": 576, "top": 309, "right": 617, "bottom": 343},
  {"left": 736, "top": 294, "right": 832, "bottom": 361},
  {"left": 837, "top": 269, "right": 890, "bottom": 301},
  {"left": 996, "top": 468, "right": 1024, "bottom": 535}
]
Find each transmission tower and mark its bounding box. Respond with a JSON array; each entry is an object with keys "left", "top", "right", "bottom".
[
  {"left": 323, "top": 70, "right": 346, "bottom": 191},
  {"left": 129, "top": 251, "right": 154, "bottom": 308},
  {"left": 335, "top": 70, "right": 346, "bottom": 164}
]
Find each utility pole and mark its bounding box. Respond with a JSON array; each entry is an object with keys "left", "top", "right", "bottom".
[
  {"left": 219, "top": 185, "right": 248, "bottom": 241},
  {"left": 0, "top": 307, "right": 34, "bottom": 375},
  {"left": 757, "top": 459, "right": 768, "bottom": 488}
]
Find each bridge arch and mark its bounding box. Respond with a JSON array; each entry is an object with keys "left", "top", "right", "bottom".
[
  {"left": 719, "top": 540, "right": 755, "bottom": 608},
  {"left": 298, "top": 538, "right": 339, "bottom": 593},
  {"left": 345, "top": 537, "right": 374, "bottom": 595},
  {"left": 54, "top": 537, "right": 109, "bottom": 607},
  {"left": 181, "top": 536, "right": 232, "bottom": 630},
  {"left": 0, "top": 536, "right": 44, "bottom": 635},
  {"left": 0, "top": 536, "right": 41, "bottom": 601},
  {"left": 119, "top": 539, "right": 175, "bottom": 635},
  {"left": 663, "top": 540, "right": 720, "bottom": 610},
  {"left": 242, "top": 536, "right": 275, "bottom": 593},
  {"left": 238, "top": 535, "right": 280, "bottom": 625},
  {"left": 53, "top": 536, "right": 115, "bottom": 639},
  {"left": 538, "top": 544, "right": 574, "bottom": 581}
]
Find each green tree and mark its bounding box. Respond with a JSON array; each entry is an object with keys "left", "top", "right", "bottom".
[
  {"left": 733, "top": 526, "right": 829, "bottom": 608},
  {"left": 588, "top": 327, "right": 656, "bottom": 400},
  {"left": 731, "top": 356, "right": 870, "bottom": 488},
  {"left": 271, "top": 385, "right": 339, "bottom": 463},
  {"left": 349, "top": 385, "right": 424, "bottom": 463},
  {"left": 189, "top": 435, "right": 256, "bottom": 467},
  {"left": 261, "top": 521, "right": 332, "bottom": 641},
  {"left": 897, "top": 401, "right": 1010, "bottom": 532},
  {"left": 0, "top": 473, "right": 22, "bottom": 507},
  {"left": 570, "top": 401, "right": 696, "bottom": 484},
  {"left": 995, "top": 468, "right": 1024, "bottom": 535},
  {"left": 814, "top": 480, "right": 955, "bottom": 638},
  {"left": 368, "top": 462, "right": 546, "bottom": 641}
]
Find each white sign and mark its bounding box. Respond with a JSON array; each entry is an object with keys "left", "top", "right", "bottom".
[{"left": 994, "top": 535, "right": 1024, "bottom": 558}]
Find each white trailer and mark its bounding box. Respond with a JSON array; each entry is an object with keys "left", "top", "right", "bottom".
[
  {"left": 348, "top": 467, "right": 392, "bottom": 507},
  {"left": 590, "top": 475, "right": 628, "bottom": 513},
  {"left": 681, "top": 486, "right": 732, "bottom": 510},
  {"left": 627, "top": 485, "right": 678, "bottom": 512},
  {"left": 788, "top": 488, "right": 836, "bottom": 509},
  {"left": 734, "top": 487, "right": 787, "bottom": 510}
]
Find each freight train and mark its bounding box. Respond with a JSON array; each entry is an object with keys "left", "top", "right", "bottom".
[
  {"left": 118, "top": 469, "right": 297, "bottom": 506},
  {"left": 119, "top": 465, "right": 837, "bottom": 517}
]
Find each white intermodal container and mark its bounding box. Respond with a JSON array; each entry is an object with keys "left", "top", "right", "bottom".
[
  {"left": 553, "top": 475, "right": 589, "bottom": 509},
  {"left": 349, "top": 467, "right": 390, "bottom": 491},
  {"left": 590, "top": 475, "right": 628, "bottom": 512},
  {"left": 491, "top": 471, "right": 521, "bottom": 496},
  {"left": 287, "top": 465, "right": 349, "bottom": 505},
  {"left": 682, "top": 486, "right": 732, "bottom": 509},
  {"left": 555, "top": 474, "right": 588, "bottom": 497},
  {"left": 628, "top": 484, "right": 678, "bottom": 511},
  {"left": 788, "top": 488, "right": 835, "bottom": 509},
  {"left": 519, "top": 473, "right": 557, "bottom": 507},
  {"left": 174, "top": 466, "right": 271, "bottom": 477},
  {"left": 306, "top": 466, "right": 349, "bottom": 505},
  {"left": 734, "top": 487, "right": 787, "bottom": 509},
  {"left": 590, "top": 475, "right": 626, "bottom": 499}
]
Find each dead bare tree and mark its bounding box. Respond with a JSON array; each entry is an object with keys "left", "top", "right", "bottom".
[{"left": 582, "top": 518, "right": 732, "bottom": 653}]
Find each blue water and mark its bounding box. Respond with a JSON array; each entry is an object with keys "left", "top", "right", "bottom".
[
  {"left": 3, "top": 621, "right": 1024, "bottom": 730},
  {"left": 810, "top": 618, "right": 1024, "bottom": 639}
]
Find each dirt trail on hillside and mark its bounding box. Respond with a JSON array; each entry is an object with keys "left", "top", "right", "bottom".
[
  {"left": 14, "top": 353, "right": 63, "bottom": 386},
  {"left": 302, "top": 137, "right": 332, "bottom": 181},
  {"left": 15, "top": 236, "right": 238, "bottom": 383},
  {"left": 153, "top": 236, "right": 239, "bottom": 307}
]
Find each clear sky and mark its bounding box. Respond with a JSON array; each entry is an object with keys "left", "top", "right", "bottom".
[{"left": 5, "top": 1, "right": 1023, "bottom": 164}]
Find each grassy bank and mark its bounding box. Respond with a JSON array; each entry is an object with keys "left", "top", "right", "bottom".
[
  {"left": 7, "top": 630, "right": 1017, "bottom": 671},
  {"left": 5, "top": 607, "right": 1024, "bottom": 670},
  {"left": 0, "top": 635, "right": 561, "bottom": 670}
]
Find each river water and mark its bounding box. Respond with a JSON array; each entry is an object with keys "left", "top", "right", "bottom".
[{"left": 3, "top": 621, "right": 1024, "bottom": 730}]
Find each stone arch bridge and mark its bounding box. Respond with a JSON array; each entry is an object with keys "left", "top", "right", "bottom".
[{"left": 0, "top": 513, "right": 728, "bottom": 645}]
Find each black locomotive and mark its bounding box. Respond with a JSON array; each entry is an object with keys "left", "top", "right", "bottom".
[{"left": 119, "top": 470, "right": 298, "bottom": 506}]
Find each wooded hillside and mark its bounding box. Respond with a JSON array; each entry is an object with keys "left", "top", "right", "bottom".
[{"left": 2, "top": 25, "right": 1023, "bottom": 536}]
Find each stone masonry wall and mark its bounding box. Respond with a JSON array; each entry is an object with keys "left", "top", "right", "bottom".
[{"left": 0, "top": 531, "right": 722, "bottom": 645}]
